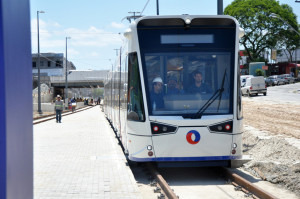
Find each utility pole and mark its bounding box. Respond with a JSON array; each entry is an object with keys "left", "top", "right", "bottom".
[
  {"left": 37, "top": 10, "right": 45, "bottom": 114},
  {"left": 156, "top": 0, "right": 159, "bottom": 15},
  {"left": 114, "top": 48, "right": 120, "bottom": 56},
  {"left": 217, "top": 0, "right": 223, "bottom": 15},
  {"left": 65, "top": 37, "right": 71, "bottom": 108},
  {"left": 126, "top": 11, "right": 142, "bottom": 22}
]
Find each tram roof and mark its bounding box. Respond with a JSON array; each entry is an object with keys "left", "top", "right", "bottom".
[{"left": 135, "top": 15, "right": 238, "bottom": 27}]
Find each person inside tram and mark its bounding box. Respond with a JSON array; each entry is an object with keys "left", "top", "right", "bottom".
[
  {"left": 167, "top": 76, "right": 182, "bottom": 95},
  {"left": 150, "top": 77, "right": 164, "bottom": 110},
  {"left": 187, "top": 70, "right": 212, "bottom": 94}
]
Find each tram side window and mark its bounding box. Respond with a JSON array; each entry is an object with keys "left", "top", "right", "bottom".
[
  {"left": 127, "top": 52, "right": 145, "bottom": 122},
  {"left": 237, "top": 57, "right": 243, "bottom": 120}
]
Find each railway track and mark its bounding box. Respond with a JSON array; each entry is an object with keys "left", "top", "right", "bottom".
[
  {"left": 33, "top": 105, "right": 94, "bottom": 125},
  {"left": 109, "top": 117, "right": 279, "bottom": 199},
  {"left": 144, "top": 163, "right": 278, "bottom": 199}
]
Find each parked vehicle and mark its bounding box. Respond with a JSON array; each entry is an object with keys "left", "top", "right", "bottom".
[
  {"left": 241, "top": 76, "right": 267, "bottom": 96},
  {"left": 265, "top": 75, "right": 285, "bottom": 86},
  {"left": 280, "top": 74, "right": 295, "bottom": 84},
  {"left": 278, "top": 75, "right": 288, "bottom": 84},
  {"left": 240, "top": 75, "right": 254, "bottom": 87}
]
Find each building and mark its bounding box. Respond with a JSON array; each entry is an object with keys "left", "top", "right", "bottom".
[
  {"left": 32, "top": 53, "right": 76, "bottom": 87},
  {"left": 276, "top": 48, "right": 300, "bottom": 63}
]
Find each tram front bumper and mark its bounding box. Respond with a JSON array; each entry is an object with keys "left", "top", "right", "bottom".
[{"left": 230, "top": 155, "right": 251, "bottom": 168}]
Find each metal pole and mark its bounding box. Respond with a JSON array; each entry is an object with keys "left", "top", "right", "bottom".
[
  {"left": 65, "top": 37, "right": 70, "bottom": 108},
  {"left": 218, "top": 0, "right": 223, "bottom": 15},
  {"left": 118, "top": 47, "right": 122, "bottom": 131},
  {"left": 270, "top": 13, "right": 300, "bottom": 36},
  {"left": 37, "top": 11, "right": 44, "bottom": 114},
  {"left": 156, "top": 0, "right": 159, "bottom": 15},
  {"left": 111, "top": 62, "right": 113, "bottom": 117}
]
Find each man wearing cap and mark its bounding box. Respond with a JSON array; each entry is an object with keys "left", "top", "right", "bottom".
[
  {"left": 187, "top": 71, "right": 212, "bottom": 94},
  {"left": 54, "top": 95, "right": 64, "bottom": 123},
  {"left": 150, "top": 77, "right": 164, "bottom": 110}
]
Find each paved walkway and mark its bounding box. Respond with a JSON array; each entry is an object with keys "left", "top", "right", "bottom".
[{"left": 34, "top": 106, "right": 140, "bottom": 199}]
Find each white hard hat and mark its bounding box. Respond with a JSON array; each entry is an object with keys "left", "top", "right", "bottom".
[
  {"left": 153, "top": 77, "right": 163, "bottom": 83},
  {"left": 57, "top": 95, "right": 61, "bottom": 98}
]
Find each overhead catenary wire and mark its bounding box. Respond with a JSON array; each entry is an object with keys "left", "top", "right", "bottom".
[{"left": 141, "top": 0, "right": 151, "bottom": 15}]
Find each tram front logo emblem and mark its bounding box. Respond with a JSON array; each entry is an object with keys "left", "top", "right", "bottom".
[{"left": 186, "top": 130, "right": 201, "bottom": 144}]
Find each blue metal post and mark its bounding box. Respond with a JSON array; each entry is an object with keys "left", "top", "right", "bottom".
[{"left": 0, "top": 0, "right": 33, "bottom": 198}]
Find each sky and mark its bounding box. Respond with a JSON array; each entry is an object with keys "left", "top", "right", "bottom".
[{"left": 30, "top": 0, "right": 300, "bottom": 71}]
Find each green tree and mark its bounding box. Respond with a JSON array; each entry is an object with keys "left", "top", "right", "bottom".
[
  {"left": 255, "top": 69, "right": 264, "bottom": 76},
  {"left": 224, "top": 0, "right": 299, "bottom": 61},
  {"left": 274, "top": 5, "right": 300, "bottom": 62}
]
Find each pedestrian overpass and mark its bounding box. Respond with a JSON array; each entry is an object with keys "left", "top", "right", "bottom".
[{"left": 50, "top": 70, "right": 108, "bottom": 88}]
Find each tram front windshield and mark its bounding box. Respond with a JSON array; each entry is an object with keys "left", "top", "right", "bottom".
[{"left": 138, "top": 24, "right": 236, "bottom": 117}]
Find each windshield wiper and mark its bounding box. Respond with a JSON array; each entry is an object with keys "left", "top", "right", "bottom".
[{"left": 191, "top": 69, "right": 227, "bottom": 119}]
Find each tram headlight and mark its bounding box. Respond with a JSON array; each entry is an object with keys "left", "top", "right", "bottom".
[
  {"left": 153, "top": 126, "right": 159, "bottom": 132},
  {"left": 225, "top": 124, "right": 231, "bottom": 131},
  {"left": 150, "top": 122, "right": 177, "bottom": 135},
  {"left": 185, "top": 18, "right": 191, "bottom": 24},
  {"left": 209, "top": 121, "right": 233, "bottom": 133},
  {"left": 147, "top": 145, "right": 152, "bottom": 150}
]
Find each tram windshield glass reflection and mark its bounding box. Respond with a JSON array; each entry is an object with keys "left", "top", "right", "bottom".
[{"left": 143, "top": 52, "right": 233, "bottom": 116}]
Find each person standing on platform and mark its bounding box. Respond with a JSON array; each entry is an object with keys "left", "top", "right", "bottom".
[
  {"left": 54, "top": 95, "right": 64, "bottom": 123},
  {"left": 71, "top": 98, "right": 76, "bottom": 112}
]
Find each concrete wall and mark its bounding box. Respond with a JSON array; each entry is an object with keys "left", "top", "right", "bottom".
[{"left": 32, "top": 93, "right": 53, "bottom": 103}]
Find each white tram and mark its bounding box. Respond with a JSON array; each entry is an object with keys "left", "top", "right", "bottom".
[{"left": 104, "top": 15, "right": 249, "bottom": 167}]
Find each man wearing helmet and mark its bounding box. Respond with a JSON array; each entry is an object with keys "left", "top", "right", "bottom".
[{"left": 150, "top": 77, "right": 164, "bottom": 110}]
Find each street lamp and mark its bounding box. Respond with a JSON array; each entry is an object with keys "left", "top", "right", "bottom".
[
  {"left": 270, "top": 13, "right": 300, "bottom": 36},
  {"left": 65, "top": 36, "right": 71, "bottom": 108},
  {"left": 37, "top": 10, "right": 45, "bottom": 115}
]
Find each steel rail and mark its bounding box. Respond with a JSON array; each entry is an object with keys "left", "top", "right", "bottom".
[
  {"left": 33, "top": 106, "right": 94, "bottom": 125},
  {"left": 33, "top": 105, "right": 95, "bottom": 120},
  {"left": 147, "top": 163, "right": 178, "bottom": 199},
  {"left": 222, "top": 167, "right": 279, "bottom": 199}
]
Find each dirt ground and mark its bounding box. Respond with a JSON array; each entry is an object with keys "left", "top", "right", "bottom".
[
  {"left": 242, "top": 100, "right": 300, "bottom": 197},
  {"left": 243, "top": 101, "right": 300, "bottom": 139}
]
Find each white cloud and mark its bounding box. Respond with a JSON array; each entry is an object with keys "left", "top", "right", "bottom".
[
  {"left": 53, "top": 22, "right": 61, "bottom": 28},
  {"left": 91, "top": 52, "right": 99, "bottom": 57},
  {"left": 110, "top": 22, "right": 126, "bottom": 29},
  {"left": 68, "top": 48, "right": 80, "bottom": 56},
  {"left": 31, "top": 20, "right": 123, "bottom": 69}
]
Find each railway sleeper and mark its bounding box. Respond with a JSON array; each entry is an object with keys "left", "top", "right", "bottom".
[
  {"left": 154, "top": 187, "right": 161, "bottom": 193},
  {"left": 150, "top": 180, "right": 157, "bottom": 187}
]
